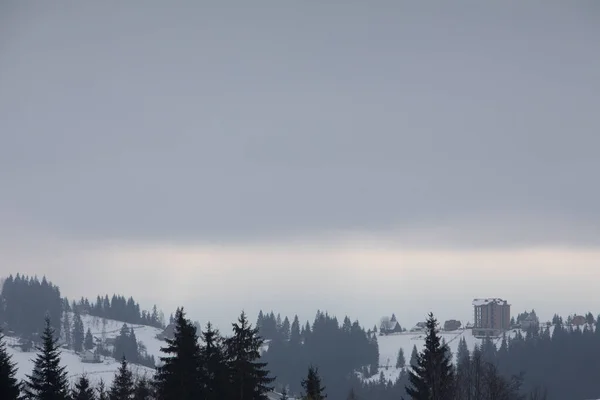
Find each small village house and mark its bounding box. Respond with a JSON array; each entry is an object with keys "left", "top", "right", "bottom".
[
  {"left": 444, "top": 319, "right": 462, "bottom": 332},
  {"left": 80, "top": 349, "right": 101, "bottom": 363}
]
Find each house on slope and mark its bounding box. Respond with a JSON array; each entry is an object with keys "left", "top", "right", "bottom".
[
  {"left": 379, "top": 314, "right": 403, "bottom": 335},
  {"left": 410, "top": 322, "right": 427, "bottom": 332},
  {"left": 521, "top": 314, "right": 540, "bottom": 331},
  {"left": 444, "top": 319, "right": 462, "bottom": 332},
  {"left": 81, "top": 350, "right": 101, "bottom": 363},
  {"left": 572, "top": 315, "right": 586, "bottom": 326},
  {"left": 156, "top": 323, "right": 176, "bottom": 341}
]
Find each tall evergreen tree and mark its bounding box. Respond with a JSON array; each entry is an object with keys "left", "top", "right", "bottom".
[
  {"left": 113, "top": 325, "right": 138, "bottom": 364},
  {"left": 301, "top": 366, "right": 327, "bottom": 400},
  {"left": 132, "top": 377, "right": 152, "bottom": 400},
  {"left": 199, "top": 322, "right": 231, "bottom": 400},
  {"left": 62, "top": 312, "right": 72, "bottom": 349},
  {"left": 455, "top": 337, "right": 471, "bottom": 400},
  {"left": 84, "top": 328, "right": 94, "bottom": 351},
  {"left": 72, "top": 309, "right": 85, "bottom": 353},
  {"left": 290, "top": 316, "right": 301, "bottom": 345},
  {"left": 154, "top": 307, "right": 203, "bottom": 400},
  {"left": 406, "top": 313, "right": 454, "bottom": 400},
  {"left": 0, "top": 329, "right": 21, "bottom": 400},
  {"left": 23, "top": 316, "right": 70, "bottom": 400},
  {"left": 72, "top": 375, "right": 96, "bottom": 400},
  {"left": 396, "top": 348, "right": 406, "bottom": 369},
  {"left": 409, "top": 345, "right": 419, "bottom": 370},
  {"left": 281, "top": 316, "right": 291, "bottom": 341},
  {"left": 225, "top": 311, "right": 275, "bottom": 400},
  {"left": 97, "top": 379, "right": 108, "bottom": 400},
  {"left": 109, "top": 357, "right": 134, "bottom": 400}
]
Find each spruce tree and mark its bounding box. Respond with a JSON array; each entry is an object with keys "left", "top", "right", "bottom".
[
  {"left": 85, "top": 328, "right": 94, "bottom": 350},
  {"left": 225, "top": 311, "right": 275, "bottom": 399},
  {"left": 23, "top": 316, "right": 70, "bottom": 400},
  {"left": 290, "top": 316, "right": 301, "bottom": 345},
  {"left": 62, "top": 312, "right": 72, "bottom": 349},
  {"left": 109, "top": 357, "right": 134, "bottom": 400},
  {"left": 406, "top": 313, "right": 454, "bottom": 400},
  {"left": 97, "top": 379, "right": 108, "bottom": 400},
  {"left": 455, "top": 337, "right": 471, "bottom": 400},
  {"left": 127, "top": 328, "right": 138, "bottom": 364},
  {"left": 0, "top": 329, "right": 21, "bottom": 400},
  {"left": 301, "top": 366, "right": 327, "bottom": 399},
  {"left": 133, "top": 377, "right": 152, "bottom": 400},
  {"left": 199, "top": 322, "right": 231, "bottom": 400},
  {"left": 280, "top": 387, "right": 290, "bottom": 400},
  {"left": 409, "top": 345, "right": 419, "bottom": 370},
  {"left": 281, "top": 316, "right": 291, "bottom": 341},
  {"left": 396, "top": 348, "right": 406, "bottom": 369},
  {"left": 73, "top": 310, "right": 85, "bottom": 352},
  {"left": 154, "top": 307, "right": 203, "bottom": 400},
  {"left": 72, "top": 375, "right": 96, "bottom": 400}
]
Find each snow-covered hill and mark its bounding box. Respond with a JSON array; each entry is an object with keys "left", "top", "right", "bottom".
[
  {"left": 6, "top": 313, "right": 163, "bottom": 387},
  {"left": 370, "top": 323, "right": 592, "bottom": 384},
  {"left": 6, "top": 313, "right": 589, "bottom": 397},
  {"left": 368, "top": 327, "right": 524, "bottom": 383},
  {"left": 6, "top": 312, "right": 271, "bottom": 389}
]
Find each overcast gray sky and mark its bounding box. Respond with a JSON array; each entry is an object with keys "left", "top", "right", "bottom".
[{"left": 1, "top": 2, "right": 599, "bottom": 331}]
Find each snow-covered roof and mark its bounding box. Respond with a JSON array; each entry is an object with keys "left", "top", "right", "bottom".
[{"left": 472, "top": 298, "right": 509, "bottom": 307}]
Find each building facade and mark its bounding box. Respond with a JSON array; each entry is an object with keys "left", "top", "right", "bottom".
[{"left": 472, "top": 298, "right": 510, "bottom": 337}]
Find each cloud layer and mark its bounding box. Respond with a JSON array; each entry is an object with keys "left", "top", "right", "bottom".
[{"left": 1, "top": 2, "right": 599, "bottom": 247}]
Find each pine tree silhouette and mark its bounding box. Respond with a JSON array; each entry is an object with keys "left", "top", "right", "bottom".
[
  {"left": 109, "top": 357, "right": 134, "bottom": 400},
  {"left": 133, "top": 377, "right": 152, "bottom": 400},
  {"left": 396, "top": 348, "right": 406, "bottom": 369},
  {"left": 301, "top": 365, "right": 327, "bottom": 399},
  {"left": 72, "top": 309, "right": 85, "bottom": 353},
  {"left": 72, "top": 375, "right": 96, "bottom": 400},
  {"left": 23, "top": 316, "right": 70, "bottom": 399},
  {"left": 406, "top": 313, "right": 454, "bottom": 400},
  {"left": 409, "top": 344, "right": 419, "bottom": 370},
  {"left": 154, "top": 307, "right": 203, "bottom": 400},
  {"left": 199, "top": 322, "right": 231, "bottom": 400},
  {"left": 96, "top": 379, "right": 108, "bottom": 400},
  {"left": 0, "top": 329, "right": 21, "bottom": 400},
  {"left": 225, "top": 311, "right": 274, "bottom": 399},
  {"left": 84, "top": 328, "right": 94, "bottom": 351}
]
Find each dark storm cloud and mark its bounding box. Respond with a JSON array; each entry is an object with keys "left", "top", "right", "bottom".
[{"left": 1, "top": 2, "right": 599, "bottom": 246}]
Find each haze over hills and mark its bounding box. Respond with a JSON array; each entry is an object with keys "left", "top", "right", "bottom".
[
  {"left": 3, "top": 275, "right": 600, "bottom": 399},
  {"left": 2, "top": 1, "right": 600, "bottom": 399}
]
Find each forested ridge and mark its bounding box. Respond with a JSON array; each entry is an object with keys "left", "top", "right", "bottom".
[{"left": 2, "top": 275, "right": 600, "bottom": 399}]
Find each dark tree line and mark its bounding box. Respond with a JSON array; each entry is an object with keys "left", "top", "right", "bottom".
[
  {"left": 402, "top": 313, "right": 544, "bottom": 400},
  {"left": 482, "top": 317, "right": 600, "bottom": 400},
  {"left": 261, "top": 310, "right": 379, "bottom": 399},
  {"left": 256, "top": 310, "right": 290, "bottom": 341},
  {"left": 112, "top": 323, "right": 155, "bottom": 368},
  {"left": 0, "top": 275, "right": 63, "bottom": 339},
  {"left": 66, "top": 295, "right": 164, "bottom": 329},
  {"left": 0, "top": 309, "right": 278, "bottom": 400}
]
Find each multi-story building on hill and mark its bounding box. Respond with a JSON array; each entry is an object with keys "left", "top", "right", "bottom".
[{"left": 472, "top": 298, "right": 510, "bottom": 337}]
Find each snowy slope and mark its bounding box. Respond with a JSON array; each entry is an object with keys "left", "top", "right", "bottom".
[
  {"left": 6, "top": 313, "right": 590, "bottom": 393},
  {"left": 6, "top": 313, "right": 162, "bottom": 387},
  {"left": 367, "top": 328, "right": 519, "bottom": 383},
  {"left": 6, "top": 313, "right": 271, "bottom": 389},
  {"left": 370, "top": 324, "right": 592, "bottom": 383}
]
